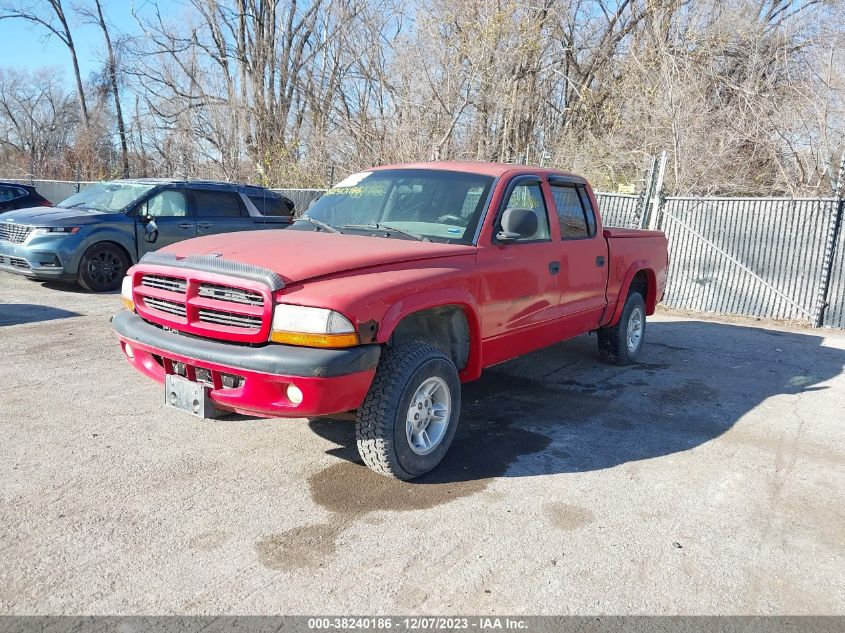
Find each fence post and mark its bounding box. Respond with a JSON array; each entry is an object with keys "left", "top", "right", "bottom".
[
  {"left": 638, "top": 156, "right": 657, "bottom": 228},
  {"left": 645, "top": 150, "right": 667, "bottom": 230},
  {"left": 814, "top": 151, "right": 845, "bottom": 327}
]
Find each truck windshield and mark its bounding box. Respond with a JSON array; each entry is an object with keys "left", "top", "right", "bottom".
[
  {"left": 303, "top": 169, "right": 495, "bottom": 244},
  {"left": 58, "top": 182, "right": 157, "bottom": 213}
]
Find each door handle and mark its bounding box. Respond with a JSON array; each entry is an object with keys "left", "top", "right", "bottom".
[
  {"left": 549, "top": 261, "right": 561, "bottom": 275},
  {"left": 198, "top": 222, "right": 214, "bottom": 229},
  {"left": 178, "top": 223, "right": 193, "bottom": 229},
  {"left": 596, "top": 256, "right": 605, "bottom": 267}
]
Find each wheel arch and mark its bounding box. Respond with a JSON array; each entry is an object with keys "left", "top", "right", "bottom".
[
  {"left": 72, "top": 231, "right": 137, "bottom": 273},
  {"left": 607, "top": 262, "right": 657, "bottom": 326},
  {"left": 378, "top": 291, "right": 483, "bottom": 382}
]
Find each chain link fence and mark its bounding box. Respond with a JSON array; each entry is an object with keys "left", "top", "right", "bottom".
[
  {"left": 3, "top": 177, "right": 844, "bottom": 328},
  {"left": 658, "top": 197, "right": 837, "bottom": 323}
]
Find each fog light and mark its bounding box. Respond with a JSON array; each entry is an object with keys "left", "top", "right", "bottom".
[
  {"left": 287, "top": 384, "right": 304, "bottom": 405},
  {"left": 124, "top": 343, "right": 134, "bottom": 359}
]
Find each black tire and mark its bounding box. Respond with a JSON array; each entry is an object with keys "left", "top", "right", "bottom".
[
  {"left": 77, "top": 242, "right": 129, "bottom": 292},
  {"left": 356, "top": 340, "right": 461, "bottom": 480},
  {"left": 597, "top": 291, "right": 646, "bottom": 365}
]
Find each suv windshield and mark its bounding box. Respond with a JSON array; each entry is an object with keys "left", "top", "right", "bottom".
[
  {"left": 303, "top": 169, "right": 495, "bottom": 244},
  {"left": 58, "top": 182, "right": 157, "bottom": 213}
]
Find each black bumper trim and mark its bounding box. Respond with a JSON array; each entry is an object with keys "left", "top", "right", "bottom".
[{"left": 113, "top": 310, "right": 381, "bottom": 378}]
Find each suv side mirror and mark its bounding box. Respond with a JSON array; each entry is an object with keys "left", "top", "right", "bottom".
[{"left": 496, "top": 207, "right": 538, "bottom": 243}]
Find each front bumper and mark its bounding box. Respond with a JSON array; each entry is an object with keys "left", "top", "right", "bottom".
[
  {"left": 112, "top": 310, "right": 380, "bottom": 418},
  {"left": 0, "top": 239, "right": 75, "bottom": 281}
]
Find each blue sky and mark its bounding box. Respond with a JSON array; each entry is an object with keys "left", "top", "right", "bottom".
[{"left": 0, "top": 0, "right": 142, "bottom": 84}]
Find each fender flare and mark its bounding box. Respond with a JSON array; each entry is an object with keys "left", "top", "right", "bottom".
[
  {"left": 606, "top": 261, "right": 657, "bottom": 326},
  {"left": 378, "top": 288, "right": 483, "bottom": 381}
]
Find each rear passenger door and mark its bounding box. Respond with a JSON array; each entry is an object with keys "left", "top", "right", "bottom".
[
  {"left": 192, "top": 188, "right": 255, "bottom": 236},
  {"left": 548, "top": 176, "right": 607, "bottom": 327}
]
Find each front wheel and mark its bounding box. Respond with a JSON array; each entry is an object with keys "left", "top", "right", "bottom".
[
  {"left": 597, "top": 291, "right": 646, "bottom": 365},
  {"left": 77, "top": 242, "right": 129, "bottom": 292},
  {"left": 356, "top": 341, "right": 461, "bottom": 480}
]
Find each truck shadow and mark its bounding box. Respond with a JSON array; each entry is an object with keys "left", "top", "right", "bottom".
[
  {"left": 0, "top": 303, "right": 81, "bottom": 326},
  {"left": 309, "top": 319, "right": 845, "bottom": 484}
]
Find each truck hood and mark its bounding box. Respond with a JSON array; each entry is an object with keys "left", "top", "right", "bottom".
[
  {"left": 1, "top": 206, "right": 120, "bottom": 226},
  {"left": 160, "top": 229, "right": 476, "bottom": 284}
]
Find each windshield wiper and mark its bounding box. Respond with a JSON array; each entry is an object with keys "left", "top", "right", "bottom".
[
  {"left": 298, "top": 215, "right": 341, "bottom": 233},
  {"left": 341, "top": 223, "right": 430, "bottom": 242}
]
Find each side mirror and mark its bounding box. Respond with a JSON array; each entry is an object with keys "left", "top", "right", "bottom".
[
  {"left": 143, "top": 218, "right": 159, "bottom": 243},
  {"left": 496, "top": 207, "right": 538, "bottom": 243}
]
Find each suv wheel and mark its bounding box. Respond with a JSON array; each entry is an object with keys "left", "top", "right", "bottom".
[
  {"left": 78, "top": 243, "right": 129, "bottom": 292},
  {"left": 597, "top": 291, "right": 646, "bottom": 365},
  {"left": 356, "top": 340, "right": 461, "bottom": 480}
]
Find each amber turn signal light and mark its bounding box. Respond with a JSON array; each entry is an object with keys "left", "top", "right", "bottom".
[{"left": 269, "top": 330, "right": 358, "bottom": 348}]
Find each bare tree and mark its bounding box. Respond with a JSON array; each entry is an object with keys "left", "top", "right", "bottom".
[
  {"left": 0, "top": 68, "right": 79, "bottom": 175},
  {"left": 0, "top": 0, "right": 90, "bottom": 126},
  {"left": 76, "top": 0, "right": 129, "bottom": 176}
]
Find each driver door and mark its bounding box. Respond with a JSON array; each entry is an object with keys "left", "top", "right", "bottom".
[
  {"left": 477, "top": 176, "right": 564, "bottom": 366},
  {"left": 136, "top": 187, "right": 195, "bottom": 257}
]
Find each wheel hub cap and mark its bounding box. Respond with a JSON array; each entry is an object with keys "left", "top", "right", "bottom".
[
  {"left": 405, "top": 377, "right": 451, "bottom": 455},
  {"left": 627, "top": 307, "right": 644, "bottom": 353}
]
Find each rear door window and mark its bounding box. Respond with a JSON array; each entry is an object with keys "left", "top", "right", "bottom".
[
  {"left": 0, "top": 186, "right": 25, "bottom": 202},
  {"left": 550, "top": 184, "right": 593, "bottom": 239},
  {"left": 194, "top": 190, "right": 246, "bottom": 218}
]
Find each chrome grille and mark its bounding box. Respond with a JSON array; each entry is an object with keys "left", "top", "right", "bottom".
[
  {"left": 198, "top": 309, "right": 262, "bottom": 329},
  {"left": 198, "top": 283, "right": 263, "bottom": 306},
  {"left": 0, "top": 223, "right": 32, "bottom": 244},
  {"left": 144, "top": 296, "right": 187, "bottom": 317},
  {"left": 141, "top": 274, "right": 186, "bottom": 294}
]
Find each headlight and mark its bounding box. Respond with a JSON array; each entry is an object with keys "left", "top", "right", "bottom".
[
  {"left": 121, "top": 276, "right": 134, "bottom": 311},
  {"left": 30, "top": 226, "right": 80, "bottom": 236},
  {"left": 270, "top": 304, "right": 358, "bottom": 348}
]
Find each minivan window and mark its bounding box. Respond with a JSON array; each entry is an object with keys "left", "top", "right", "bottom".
[
  {"left": 58, "top": 182, "right": 156, "bottom": 213},
  {"left": 194, "top": 190, "right": 245, "bottom": 218},
  {"left": 145, "top": 190, "right": 189, "bottom": 218},
  {"left": 248, "top": 194, "right": 291, "bottom": 217}
]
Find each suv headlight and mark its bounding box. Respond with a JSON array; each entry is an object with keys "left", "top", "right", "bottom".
[
  {"left": 121, "top": 276, "right": 134, "bottom": 311},
  {"left": 30, "top": 226, "right": 80, "bottom": 236},
  {"left": 270, "top": 304, "right": 358, "bottom": 348}
]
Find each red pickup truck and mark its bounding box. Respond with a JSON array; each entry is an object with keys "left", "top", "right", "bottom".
[{"left": 113, "top": 162, "right": 668, "bottom": 479}]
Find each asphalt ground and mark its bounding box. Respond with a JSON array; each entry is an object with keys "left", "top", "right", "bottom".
[{"left": 1, "top": 273, "right": 843, "bottom": 614}]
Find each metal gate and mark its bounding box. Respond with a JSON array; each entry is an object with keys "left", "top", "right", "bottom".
[{"left": 658, "top": 197, "right": 838, "bottom": 323}]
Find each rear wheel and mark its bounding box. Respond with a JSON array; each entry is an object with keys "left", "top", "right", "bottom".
[
  {"left": 356, "top": 340, "right": 461, "bottom": 480},
  {"left": 77, "top": 242, "right": 129, "bottom": 292},
  {"left": 597, "top": 291, "right": 646, "bottom": 365}
]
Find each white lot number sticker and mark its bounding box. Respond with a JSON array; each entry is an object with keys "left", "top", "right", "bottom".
[{"left": 333, "top": 171, "right": 372, "bottom": 189}]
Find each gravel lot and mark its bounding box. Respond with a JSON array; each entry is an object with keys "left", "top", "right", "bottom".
[{"left": 1, "top": 273, "right": 844, "bottom": 615}]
